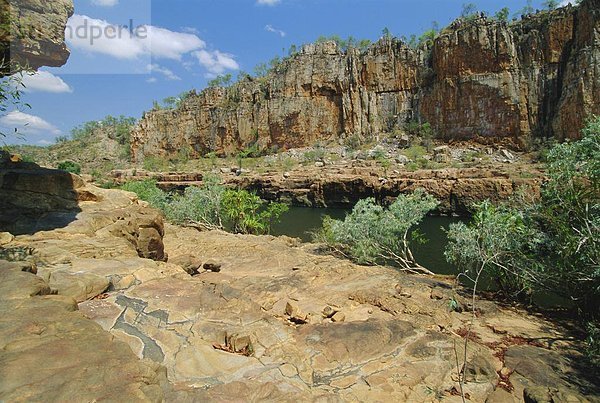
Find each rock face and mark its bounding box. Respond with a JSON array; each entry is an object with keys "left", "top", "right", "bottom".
[
  {"left": 132, "top": 1, "right": 600, "bottom": 160},
  {"left": 110, "top": 165, "right": 542, "bottom": 214},
  {"left": 0, "top": 0, "right": 74, "bottom": 75},
  {"left": 0, "top": 157, "right": 167, "bottom": 259},
  {"left": 0, "top": 181, "right": 597, "bottom": 400}
]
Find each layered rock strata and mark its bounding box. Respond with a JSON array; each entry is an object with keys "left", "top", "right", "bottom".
[
  {"left": 132, "top": 1, "right": 600, "bottom": 160},
  {"left": 110, "top": 165, "right": 542, "bottom": 214}
]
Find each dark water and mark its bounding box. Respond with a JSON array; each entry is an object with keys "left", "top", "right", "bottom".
[{"left": 271, "top": 207, "right": 465, "bottom": 275}]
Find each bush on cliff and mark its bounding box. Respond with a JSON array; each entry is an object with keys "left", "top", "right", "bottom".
[{"left": 314, "top": 189, "right": 439, "bottom": 274}]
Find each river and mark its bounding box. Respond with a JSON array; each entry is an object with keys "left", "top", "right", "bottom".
[{"left": 271, "top": 207, "right": 465, "bottom": 276}]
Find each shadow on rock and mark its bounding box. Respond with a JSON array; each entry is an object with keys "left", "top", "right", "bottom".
[{"left": 0, "top": 151, "right": 87, "bottom": 235}]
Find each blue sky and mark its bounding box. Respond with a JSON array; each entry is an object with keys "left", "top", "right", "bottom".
[{"left": 2, "top": 0, "right": 571, "bottom": 145}]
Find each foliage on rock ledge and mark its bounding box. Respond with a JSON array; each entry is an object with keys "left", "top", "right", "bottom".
[{"left": 121, "top": 176, "right": 288, "bottom": 236}]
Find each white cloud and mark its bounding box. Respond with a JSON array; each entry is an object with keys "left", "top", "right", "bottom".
[
  {"left": 146, "top": 25, "right": 206, "bottom": 60},
  {"left": 146, "top": 77, "right": 157, "bottom": 84},
  {"left": 66, "top": 15, "right": 239, "bottom": 77},
  {"left": 193, "top": 50, "right": 239, "bottom": 75},
  {"left": 559, "top": 0, "right": 574, "bottom": 5},
  {"left": 265, "top": 24, "right": 286, "bottom": 37},
  {"left": 66, "top": 14, "right": 205, "bottom": 60},
  {"left": 257, "top": 0, "right": 281, "bottom": 5},
  {"left": 147, "top": 64, "right": 181, "bottom": 81},
  {"left": 0, "top": 111, "right": 61, "bottom": 136},
  {"left": 20, "top": 71, "right": 73, "bottom": 93},
  {"left": 91, "top": 0, "right": 118, "bottom": 6}
]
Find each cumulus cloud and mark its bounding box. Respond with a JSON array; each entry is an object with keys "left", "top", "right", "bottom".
[
  {"left": 265, "top": 24, "right": 286, "bottom": 37},
  {"left": 257, "top": 0, "right": 281, "bottom": 5},
  {"left": 91, "top": 0, "right": 118, "bottom": 6},
  {"left": 559, "top": 0, "right": 574, "bottom": 5},
  {"left": 66, "top": 15, "right": 240, "bottom": 77},
  {"left": 147, "top": 64, "right": 181, "bottom": 81},
  {"left": 146, "top": 25, "right": 206, "bottom": 60},
  {"left": 192, "top": 50, "right": 240, "bottom": 76},
  {"left": 0, "top": 111, "right": 61, "bottom": 136},
  {"left": 66, "top": 14, "right": 205, "bottom": 60},
  {"left": 20, "top": 71, "right": 73, "bottom": 93}
]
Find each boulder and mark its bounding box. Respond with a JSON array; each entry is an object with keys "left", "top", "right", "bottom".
[
  {"left": 398, "top": 135, "right": 411, "bottom": 148},
  {"left": 170, "top": 255, "right": 203, "bottom": 276},
  {"left": 0, "top": 232, "right": 14, "bottom": 246},
  {"left": 395, "top": 155, "right": 410, "bottom": 164},
  {"left": 46, "top": 270, "right": 110, "bottom": 303},
  {"left": 331, "top": 312, "right": 346, "bottom": 322},
  {"left": 433, "top": 145, "right": 452, "bottom": 163}
]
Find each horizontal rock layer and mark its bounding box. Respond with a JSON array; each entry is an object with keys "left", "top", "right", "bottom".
[
  {"left": 132, "top": 1, "right": 600, "bottom": 160},
  {"left": 110, "top": 166, "right": 542, "bottom": 214}
]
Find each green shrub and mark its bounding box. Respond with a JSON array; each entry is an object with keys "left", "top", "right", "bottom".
[
  {"left": 446, "top": 200, "right": 543, "bottom": 297},
  {"left": 303, "top": 147, "right": 326, "bottom": 163},
  {"left": 221, "top": 189, "right": 288, "bottom": 235},
  {"left": 120, "top": 177, "right": 288, "bottom": 236},
  {"left": 314, "top": 190, "right": 439, "bottom": 272},
  {"left": 370, "top": 149, "right": 386, "bottom": 161},
  {"left": 280, "top": 157, "right": 295, "bottom": 171},
  {"left": 120, "top": 180, "right": 167, "bottom": 210},
  {"left": 164, "top": 175, "right": 224, "bottom": 229},
  {"left": 57, "top": 161, "right": 82, "bottom": 175},
  {"left": 445, "top": 116, "right": 600, "bottom": 365},
  {"left": 495, "top": 7, "right": 510, "bottom": 22},
  {"left": 344, "top": 134, "right": 362, "bottom": 151},
  {"left": 587, "top": 322, "right": 600, "bottom": 368},
  {"left": 402, "top": 145, "right": 427, "bottom": 161},
  {"left": 21, "top": 154, "right": 36, "bottom": 163}
]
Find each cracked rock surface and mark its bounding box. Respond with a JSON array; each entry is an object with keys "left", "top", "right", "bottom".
[{"left": 0, "top": 181, "right": 598, "bottom": 401}]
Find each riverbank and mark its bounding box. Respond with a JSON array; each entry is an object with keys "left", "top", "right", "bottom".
[{"left": 0, "top": 170, "right": 597, "bottom": 401}]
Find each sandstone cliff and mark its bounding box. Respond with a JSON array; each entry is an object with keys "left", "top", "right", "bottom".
[
  {"left": 0, "top": 0, "right": 73, "bottom": 75},
  {"left": 132, "top": 1, "right": 600, "bottom": 160}
]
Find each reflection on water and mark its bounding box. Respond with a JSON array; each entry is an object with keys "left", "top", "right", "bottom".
[{"left": 271, "top": 207, "right": 465, "bottom": 275}]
